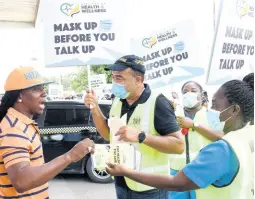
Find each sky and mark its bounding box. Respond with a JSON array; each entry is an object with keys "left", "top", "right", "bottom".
[{"left": 0, "top": 0, "right": 218, "bottom": 94}]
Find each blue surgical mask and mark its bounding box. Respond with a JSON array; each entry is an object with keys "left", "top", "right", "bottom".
[
  {"left": 206, "top": 106, "right": 234, "bottom": 132},
  {"left": 112, "top": 83, "right": 130, "bottom": 99}
]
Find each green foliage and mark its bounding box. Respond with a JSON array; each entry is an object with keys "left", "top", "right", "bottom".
[
  {"left": 71, "top": 65, "right": 111, "bottom": 93},
  {"left": 43, "top": 65, "right": 111, "bottom": 93},
  {"left": 71, "top": 67, "right": 88, "bottom": 93},
  {"left": 90, "top": 65, "right": 112, "bottom": 83}
]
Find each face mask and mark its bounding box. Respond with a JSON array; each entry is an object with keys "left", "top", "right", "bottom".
[
  {"left": 206, "top": 106, "right": 234, "bottom": 132},
  {"left": 111, "top": 83, "right": 130, "bottom": 99},
  {"left": 182, "top": 92, "right": 199, "bottom": 108}
]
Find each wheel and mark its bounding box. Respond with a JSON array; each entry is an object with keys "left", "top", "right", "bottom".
[{"left": 86, "top": 156, "right": 114, "bottom": 183}]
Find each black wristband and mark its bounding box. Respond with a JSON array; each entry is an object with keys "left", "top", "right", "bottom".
[{"left": 138, "top": 131, "right": 146, "bottom": 143}]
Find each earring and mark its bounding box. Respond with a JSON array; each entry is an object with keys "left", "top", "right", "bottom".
[{"left": 18, "top": 99, "right": 22, "bottom": 103}]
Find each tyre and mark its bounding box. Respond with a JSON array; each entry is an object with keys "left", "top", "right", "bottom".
[{"left": 86, "top": 156, "right": 114, "bottom": 183}]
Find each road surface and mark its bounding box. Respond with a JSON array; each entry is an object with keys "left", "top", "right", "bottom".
[{"left": 49, "top": 174, "right": 116, "bottom": 199}]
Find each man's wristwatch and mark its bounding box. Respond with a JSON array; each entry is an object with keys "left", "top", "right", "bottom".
[
  {"left": 138, "top": 131, "right": 146, "bottom": 143},
  {"left": 193, "top": 122, "right": 200, "bottom": 128}
]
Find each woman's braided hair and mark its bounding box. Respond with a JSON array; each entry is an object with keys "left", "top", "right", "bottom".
[
  {"left": 221, "top": 73, "right": 254, "bottom": 125},
  {"left": 202, "top": 90, "right": 209, "bottom": 105},
  {"left": 0, "top": 90, "right": 21, "bottom": 122}
]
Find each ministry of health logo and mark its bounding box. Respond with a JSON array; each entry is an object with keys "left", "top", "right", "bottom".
[
  {"left": 60, "top": 3, "right": 81, "bottom": 17},
  {"left": 60, "top": 2, "right": 107, "bottom": 17},
  {"left": 142, "top": 29, "right": 178, "bottom": 48},
  {"left": 236, "top": 0, "right": 254, "bottom": 18},
  {"left": 142, "top": 37, "right": 157, "bottom": 48}
]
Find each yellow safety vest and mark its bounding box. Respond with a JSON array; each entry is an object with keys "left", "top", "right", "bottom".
[
  {"left": 242, "top": 124, "right": 254, "bottom": 196},
  {"left": 196, "top": 128, "right": 253, "bottom": 199},
  {"left": 170, "top": 107, "right": 211, "bottom": 170},
  {"left": 109, "top": 92, "right": 170, "bottom": 192}
]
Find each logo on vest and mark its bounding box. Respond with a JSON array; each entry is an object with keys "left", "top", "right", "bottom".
[{"left": 132, "top": 117, "right": 141, "bottom": 126}]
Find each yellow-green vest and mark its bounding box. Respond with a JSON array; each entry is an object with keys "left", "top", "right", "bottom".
[
  {"left": 109, "top": 92, "right": 170, "bottom": 192},
  {"left": 241, "top": 124, "right": 254, "bottom": 196},
  {"left": 170, "top": 107, "right": 211, "bottom": 170},
  {"left": 196, "top": 128, "right": 253, "bottom": 199}
]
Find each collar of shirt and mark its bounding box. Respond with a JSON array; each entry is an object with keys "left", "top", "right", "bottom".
[
  {"left": 120, "top": 84, "right": 151, "bottom": 109},
  {"left": 184, "top": 110, "right": 195, "bottom": 120},
  {"left": 8, "top": 107, "right": 37, "bottom": 126}
]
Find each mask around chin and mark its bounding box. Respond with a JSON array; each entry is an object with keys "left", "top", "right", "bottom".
[
  {"left": 112, "top": 83, "right": 130, "bottom": 99},
  {"left": 182, "top": 92, "right": 199, "bottom": 108}
]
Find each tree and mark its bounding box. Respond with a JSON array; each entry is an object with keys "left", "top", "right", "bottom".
[
  {"left": 71, "top": 65, "right": 111, "bottom": 93},
  {"left": 71, "top": 67, "right": 88, "bottom": 93},
  {"left": 91, "top": 65, "right": 112, "bottom": 83},
  {"left": 43, "top": 74, "right": 75, "bottom": 93},
  {"left": 60, "top": 73, "right": 75, "bottom": 91}
]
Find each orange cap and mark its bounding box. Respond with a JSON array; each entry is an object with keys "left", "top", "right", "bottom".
[{"left": 4, "top": 67, "right": 53, "bottom": 91}]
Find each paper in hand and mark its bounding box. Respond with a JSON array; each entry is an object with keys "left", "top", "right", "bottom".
[
  {"left": 108, "top": 114, "right": 127, "bottom": 144},
  {"left": 91, "top": 143, "right": 142, "bottom": 171},
  {"left": 175, "top": 104, "right": 185, "bottom": 117},
  {"left": 91, "top": 144, "right": 111, "bottom": 170}
]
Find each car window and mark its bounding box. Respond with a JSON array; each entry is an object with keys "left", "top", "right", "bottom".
[
  {"left": 99, "top": 104, "right": 111, "bottom": 117},
  {"left": 44, "top": 109, "right": 74, "bottom": 126},
  {"left": 74, "top": 108, "right": 90, "bottom": 125},
  {"left": 33, "top": 111, "right": 46, "bottom": 127},
  {"left": 88, "top": 104, "right": 111, "bottom": 126},
  {"left": 44, "top": 108, "right": 91, "bottom": 127}
]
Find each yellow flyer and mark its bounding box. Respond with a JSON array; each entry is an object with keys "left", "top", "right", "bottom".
[{"left": 91, "top": 143, "right": 141, "bottom": 171}]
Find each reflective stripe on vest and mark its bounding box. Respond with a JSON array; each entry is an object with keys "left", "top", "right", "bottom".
[
  {"left": 170, "top": 107, "right": 211, "bottom": 170},
  {"left": 109, "top": 92, "right": 170, "bottom": 192},
  {"left": 195, "top": 128, "right": 253, "bottom": 199}
]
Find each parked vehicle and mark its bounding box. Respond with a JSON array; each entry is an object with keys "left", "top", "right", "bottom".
[{"left": 35, "top": 100, "right": 113, "bottom": 183}]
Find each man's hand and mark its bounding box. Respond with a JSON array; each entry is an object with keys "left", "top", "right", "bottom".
[
  {"left": 106, "top": 162, "right": 128, "bottom": 176},
  {"left": 176, "top": 116, "right": 194, "bottom": 129},
  {"left": 66, "top": 138, "right": 95, "bottom": 162},
  {"left": 84, "top": 88, "right": 98, "bottom": 109},
  {"left": 172, "top": 92, "right": 179, "bottom": 100},
  {"left": 115, "top": 126, "right": 139, "bottom": 143}
]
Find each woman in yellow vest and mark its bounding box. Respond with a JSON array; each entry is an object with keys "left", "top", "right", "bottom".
[
  {"left": 170, "top": 81, "right": 224, "bottom": 199},
  {"left": 106, "top": 73, "right": 254, "bottom": 199},
  {"left": 242, "top": 73, "right": 254, "bottom": 195}
]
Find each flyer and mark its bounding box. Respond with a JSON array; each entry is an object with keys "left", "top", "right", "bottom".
[{"left": 91, "top": 143, "right": 142, "bottom": 171}]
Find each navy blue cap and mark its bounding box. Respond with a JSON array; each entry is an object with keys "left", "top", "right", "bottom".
[{"left": 105, "top": 55, "right": 145, "bottom": 74}]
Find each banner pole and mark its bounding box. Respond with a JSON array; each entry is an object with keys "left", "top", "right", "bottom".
[
  {"left": 87, "top": 65, "right": 94, "bottom": 109},
  {"left": 205, "top": 0, "right": 224, "bottom": 84}
]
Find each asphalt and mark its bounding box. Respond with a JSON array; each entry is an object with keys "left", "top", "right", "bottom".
[{"left": 49, "top": 174, "right": 116, "bottom": 199}]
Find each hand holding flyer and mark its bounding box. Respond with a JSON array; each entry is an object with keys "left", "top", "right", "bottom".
[
  {"left": 91, "top": 143, "right": 142, "bottom": 171},
  {"left": 91, "top": 144, "right": 111, "bottom": 170},
  {"left": 175, "top": 104, "right": 185, "bottom": 117}
]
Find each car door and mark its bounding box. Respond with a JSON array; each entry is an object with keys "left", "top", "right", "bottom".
[
  {"left": 87, "top": 103, "right": 111, "bottom": 144},
  {"left": 41, "top": 105, "right": 76, "bottom": 163},
  {"left": 41, "top": 103, "right": 94, "bottom": 173}
]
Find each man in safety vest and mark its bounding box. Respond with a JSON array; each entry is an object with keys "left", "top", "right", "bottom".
[{"left": 84, "top": 55, "right": 184, "bottom": 199}]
